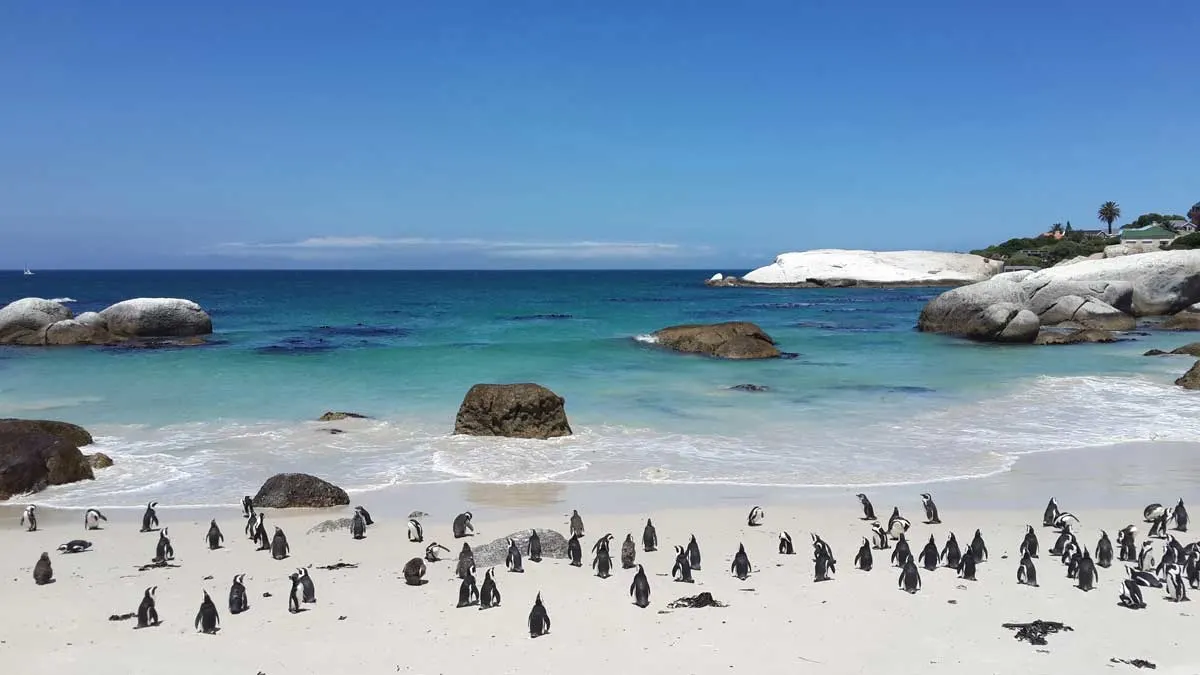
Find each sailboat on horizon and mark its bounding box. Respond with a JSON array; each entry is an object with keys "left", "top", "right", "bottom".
[{"left": 23, "top": 264, "right": 34, "bottom": 276}]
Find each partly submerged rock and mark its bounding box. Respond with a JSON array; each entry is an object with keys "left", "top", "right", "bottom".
[
  {"left": 917, "top": 275, "right": 1039, "bottom": 343},
  {"left": 1161, "top": 304, "right": 1200, "bottom": 331},
  {"left": 651, "top": 322, "right": 781, "bottom": 359},
  {"left": 1033, "top": 329, "right": 1117, "bottom": 346},
  {"left": 0, "top": 419, "right": 94, "bottom": 447},
  {"left": 740, "top": 250, "right": 1002, "bottom": 286},
  {"left": 99, "top": 298, "right": 213, "bottom": 338},
  {"left": 0, "top": 298, "right": 73, "bottom": 345},
  {"left": 454, "top": 383, "right": 572, "bottom": 439},
  {"left": 472, "top": 529, "right": 569, "bottom": 567},
  {"left": 87, "top": 452, "right": 114, "bottom": 469},
  {"left": 0, "top": 430, "right": 94, "bottom": 500},
  {"left": 1175, "top": 361, "right": 1200, "bottom": 390},
  {"left": 252, "top": 473, "right": 350, "bottom": 508},
  {"left": 729, "top": 384, "right": 770, "bottom": 392},
  {"left": 318, "top": 412, "right": 368, "bottom": 422}
]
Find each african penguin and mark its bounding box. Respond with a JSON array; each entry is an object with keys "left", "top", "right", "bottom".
[
  {"left": 480, "top": 567, "right": 501, "bottom": 608},
  {"left": 136, "top": 586, "right": 159, "bottom": 628},
  {"left": 630, "top": 564, "right": 651, "bottom": 608},
  {"left": 620, "top": 534, "right": 636, "bottom": 569},
  {"left": 254, "top": 516, "right": 269, "bottom": 551},
  {"left": 811, "top": 533, "right": 834, "bottom": 562},
  {"left": 194, "top": 590, "right": 220, "bottom": 634},
  {"left": 355, "top": 505, "right": 374, "bottom": 525},
  {"left": 890, "top": 533, "right": 912, "bottom": 568},
  {"left": 898, "top": 558, "right": 921, "bottom": 593},
  {"left": 1119, "top": 577, "right": 1146, "bottom": 609},
  {"left": 297, "top": 567, "right": 316, "bottom": 603},
  {"left": 457, "top": 571, "right": 479, "bottom": 608},
  {"left": 920, "top": 493, "right": 940, "bottom": 524},
  {"left": 270, "top": 527, "right": 290, "bottom": 560},
  {"left": 591, "top": 533, "right": 614, "bottom": 556},
  {"left": 528, "top": 529, "right": 543, "bottom": 562},
  {"left": 407, "top": 518, "right": 424, "bottom": 543},
  {"left": 350, "top": 510, "right": 367, "bottom": 540},
  {"left": 140, "top": 501, "right": 159, "bottom": 533},
  {"left": 33, "top": 552, "right": 53, "bottom": 585},
  {"left": 854, "top": 537, "right": 873, "bottom": 571},
  {"left": 287, "top": 573, "right": 302, "bottom": 613},
  {"left": 1066, "top": 547, "right": 1082, "bottom": 578},
  {"left": 672, "top": 545, "right": 694, "bottom": 583},
  {"left": 1144, "top": 503, "right": 1166, "bottom": 522},
  {"left": 969, "top": 529, "right": 988, "bottom": 562},
  {"left": 1117, "top": 525, "right": 1137, "bottom": 562},
  {"left": 21, "top": 505, "right": 37, "bottom": 532},
  {"left": 245, "top": 511, "right": 260, "bottom": 539},
  {"left": 1020, "top": 525, "right": 1039, "bottom": 558},
  {"left": 592, "top": 541, "right": 612, "bottom": 579},
  {"left": 1096, "top": 530, "right": 1114, "bottom": 568},
  {"left": 1173, "top": 498, "right": 1189, "bottom": 532},
  {"left": 1017, "top": 552, "right": 1038, "bottom": 587},
  {"left": 457, "top": 542, "right": 476, "bottom": 579},
  {"left": 957, "top": 550, "right": 977, "bottom": 581},
  {"left": 403, "top": 557, "right": 427, "bottom": 585},
  {"left": 887, "top": 507, "right": 910, "bottom": 540},
  {"left": 84, "top": 508, "right": 107, "bottom": 530},
  {"left": 686, "top": 534, "right": 702, "bottom": 571},
  {"left": 569, "top": 509, "right": 584, "bottom": 538},
  {"left": 1053, "top": 511, "right": 1079, "bottom": 533},
  {"left": 1138, "top": 540, "right": 1158, "bottom": 572},
  {"left": 206, "top": 519, "right": 224, "bottom": 550},
  {"left": 814, "top": 547, "right": 835, "bottom": 582},
  {"left": 241, "top": 495, "right": 254, "bottom": 519},
  {"left": 229, "top": 574, "right": 249, "bottom": 614},
  {"left": 1165, "top": 564, "right": 1189, "bottom": 602},
  {"left": 856, "top": 493, "right": 877, "bottom": 520},
  {"left": 424, "top": 542, "right": 450, "bottom": 562},
  {"left": 153, "top": 528, "right": 174, "bottom": 564},
  {"left": 1076, "top": 549, "right": 1097, "bottom": 591},
  {"left": 747, "top": 506, "right": 765, "bottom": 527},
  {"left": 1148, "top": 511, "right": 1169, "bottom": 539},
  {"left": 567, "top": 533, "right": 582, "bottom": 567},
  {"left": 1049, "top": 530, "right": 1074, "bottom": 557},
  {"left": 452, "top": 511, "right": 474, "bottom": 538},
  {"left": 919, "top": 535, "right": 939, "bottom": 571},
  {"left": 779, "top": 531, "right": 795, "bottom": 555},
  {"left": 1042, "top": 497, "right": 1059, "bottom": 527},
  {"left": 870, "top": 522, "right": 890, "bottom": 550},
  {"left": 506, "top": 538, "right": 525, "bottom": 573},
  {"left": 731, "top": 543, "right": 751, "bottom": 580},
  {"left": 642, "top": 518, "right": 657, "bottom": 552},
  {"left": 58, "top": 540, "right": 92, "bottom": 554},
  {"left": 528, "top": 593, "right": 551, "bottom": 637},
  {"left": 1186, "top": 550, "right": 1199, "bottom": 590}
]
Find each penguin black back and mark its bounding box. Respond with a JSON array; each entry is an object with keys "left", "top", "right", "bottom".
[
  {"left": 899, "top": 559, "right": 921, "bottom": 593},
  {"left": 620, "top": 533, "right": 636, "bottom": 569},
  {"left": 672, "top": 545, "right": 694, "bottom": 583},
  {"left": 1174, "top": 498, "right": 1189, "bottom": 532},
  {"left": 567, "top": 533, "right": 582, "bottom": 567},
  {"left": 271, "top": 527, "right": 290, "bottom": 560},
  {"left": 137, "top": 586, "right": 159, "bottom": 627},
  {"left": 970, "top": 529, "right": 988, "bottom": 562},
  {"left": 779, "top": 531, "right": 795, "bottom": 555},
  {"left": 686, "top": 534, "right": 701, "bottom": 571},
  {"left": 141, "top": 501, "right": 159, "bottom": 533},
  {"left": 33, "top": 552, "right": 53, "bottom": 585},
  {"left": 919, "top": 535, "right": 939, "bottom": 571},
  {"left": 570, "top": 509, "right": 584, "bottom": 537},
  {"left": 350, "top": 511, "right": 367, "bottom": 540},
  {"left": 1020, "top": 525, "right": 1038, "bottom": 558},
  {"left": 957, "top": 550, "right": 977, "bottom": 581},
  {"left": 457, "top": 571, "right": 479, "bottom": 608},
  {"left": 355, "top": 505, "right": 374, "bottom": 526},
  {"left": 1017, "top": 552, "right": 1038, "bottom": 587},
  {"left": 154, "top": 528, "right": 174, "bottom": 563},
  {"left": 642, "top": 518, "right": 657, "bottom": 552},
  {"left": 480, "top": 567, "right": 501, "bottom": 608},
  {"left": 854, "top": 537, "right": 873, "bottom": 571},
  {"left": 206, "top": 519, "right": 224, "bottom": 550},
  {"left": 528, "top": 592, "right": 550, "bottom": 637},
  {"left": 229, "top": 574, "right": 249, "bottom": 614},
  {"left": 891, "top": 534, "right": 912, "bottom": 568},
  {"left": 1043, "top": 497, "right": 1059, "bottom": 527},
  {"left": 528, "top": 529, "right": 543, "bottom": 562},
  {"left": 453, "top": 511, "right": 474, "bottom": 538},
  {"left": 403, "top": 557, "right": 427, "bottom": 586},
  {"left": 856, "top": 493, "right": 876, "bottom": 520},
  {"left": 194, "top": 590, "right": 220, "bottom": 634},
  {"left": 630, "top": 564, "right": 650, "bottom": 608},
  {"left": 592, "top": 542, "right": 612, "bottom": 578},
  {"left": 731, "top": 543, "right": 751, "bottom": 580},
  {"left": 288, "top": 573, "right": 302, "bottom": 613},
  {"left": 940, "top": 532, "right": 961, "bottom": 569},
  {"left": 1077, "top": 550, "right": 1097, "bottom": 591},
  {"left": 241, "top": 495, "right": 254, "bottom": 519}
]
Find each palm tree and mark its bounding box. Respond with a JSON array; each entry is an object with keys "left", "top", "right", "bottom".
[
  {"left": 1050, "top": 222, "right": 1064, "bottom": 235},
  {"left": 1098, "top": 201, "right": 1121, "bottom": 235}
]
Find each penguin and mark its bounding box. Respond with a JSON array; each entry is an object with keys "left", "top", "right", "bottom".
[
  {"left": 779, "top": 531, "right": 795, "bottom": 555},
  {"left": 890, "top": 533, "right": 912, "bottom": 568},
  {"left": 919, "top": 535, "right": 939, "bottom": 571},
  {"left": 870, "top": 522, "right": 890, "bottom": 550},
  {"left": 1127, "top": 565, "right": 1162, "bottom": 589},
  {"left": 940, "top": 532, "right": 962, "bottom": 569},
  {"left": 1020, "top": 525, "right": 1039, "bottom": 559},
  {"left": 154, "top": 528, "right": 174, "bottom": 563},
  {"left": 350, "top": 510, "right": 367, "bottom": 540},
  {"left": 506, "top": 538, "right": 525, "bottom": 573},
  {"left": 854, "top": 537, "right": 873, "bottom": 571},
  {"left": 1173, "top": 498, "right": 1189, "bottom": 532},
  {"left": 21, "top": 505, "right": 37, "bottom": 532},
  {"left": 620, "top": 534, "right": 636, "bottom": 569},
  {"left": 403, "top": 557, "right": 427, "bottom": 585},
  {"left": 920, "top": 493, "right": 941, "bottom": 524},
  {"left": 245, "top": 511, "right": 260, "bottom": 539},
  {"left": 1138, "top": 540, "right": 1158, "bottom": 572},
  {"left": 969, "top": 529, "right": 988, "bottom": 562},
  {"left": 814, "top": 548, "right": 835, "bottom": 582},
  {"left": 957, "top": 549, "right": 977, "bottom": 581},
  {"left": 569, "top": 509, "right": 584, "bottom": 538},
  {"left": 33, "top": 552, "right": 53, "bottom": 585},
  {"left": 592, "top": 542, "right": 612, "bottom": 579},
  {"left": 1042, "top": 497, "right": 1059, "bottom": 527},
  {"left": 424, "top": 541, "right": 449, "bottom": 562},
  {"left": 1144, "top": 503, "right": 1166, "bottom": 522},
  {"left": 1053, "top": 512, "right": 1080, "bottom": 533},
  {"left": 642, "top": 518, "right": 657, "bottom": 552},
  {"left": 1066, "top": 548, "right": 1082, "bottom": 578},
  {"left": 229, "top": 574, "right": 249, "bottom": 614},
  {"left": 452, "top": 511, "right": 474, "bottom": 538},
  {"left": 731, "top": 543, "right": 751, "bottom": 580},
  {"left": 1165, "top": 564, "right": 1188, "bottom": 602},
  {"left": 194, "top": 590, "right": 220, "bottom": 634},
  {"left": 1096, "top": 530, "right": 1114, "bottom": 568},
  {"left": 686, "top": 534, "right": 702, "bottom": 571},
  {"left": 1148, "top": 511, "right": 1169, "bottom": 539},
  {"left": 206, "top": 519, "right": 224, "bottom": 550},
  {"left": 457, "top": 571, "right": 479, "bottom": 608},
  {"left": 480, "top": 567, "right": 501, "bottom": 608},
  {"left": 671, "top": 545, "right": 694, "bottom": 583},
  {"left": 241, "top": 495, "right": 254, "bottom": 519},
  {"left": 747, "top": 506, "right": 765, "bottom": 527},
  {"left": 271, "top": 527, "right": 290, "bottom": 560},
  {"left": 856, "top": 493, "right": 877, "bottom": 520},
  {"left": 58, "top": 540, "right": 92, "bottom": 554},
  {"left": 591, "top": 533, "right": 614, "bottom": 556},
  {"left": 136, "top": 586, "right": 159, "bottom": 628},
  {"left": 567, "top": 533, "right": 582, "bottom": 567},
  {"left": 254, "top": 516, "right": 270, "bottom": 551},
  {"left": 528, "top": 529, "right": 543, "bottom": 562},
  {"left": 1049, "top": 530, "right": 1074, "bottom": 557},
  {"left": 297, "top": 567, "right": 316, "bottom": 603},
  {"left": 1119, "top": 577, "right": 1146, "bottom": 609},
  {"left": 629, "top": 564, "right": 651, "bottom": 608},
  {"left": 354, "top": 505, "right": 374, "bottom": 526},
  {"left": 1017, "top": 551, "right": 1038, "bottom": 587},
  {"left": 287, "top": 572, "right": 302, "bottom": 613},
  {"left": 140, "top": 501, "right": 160, "bottom": 533},
  {"left": 1155, "top": 542, "right": 1179, "bottom": 580},
  {"left": 887, "top": 507, "right": 910, "bottom": 540},
  {"left": 456, "top": 543, "right": 476, "bottom": 579},
  {"left": 1076, "top": 549, "right": 1097, "bottom": 591},
  {"left": 407, "top": 518, "right": 424, "bottom": 543},
  {"left": 898, "top": 558, "right": 921, "bottom": 593},
  {"left": 528, "top": 592, "right": 551, "bottom": 637},
  {"left": 1186, "top": 550, "right": 1199, "bottom": 590},
  {"left": 84, "top": 507, "right": 107, "bottom": 530},
  {"left": 1117, "top": 525, "right": 1137, "bottom": 562}
]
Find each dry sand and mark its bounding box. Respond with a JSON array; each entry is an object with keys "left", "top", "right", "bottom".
[{"left": 2, "top": 496, "right": 1197, "bottom": 675}]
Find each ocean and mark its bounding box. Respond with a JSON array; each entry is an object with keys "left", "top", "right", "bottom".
[{"left": 2, "top": 270, "right": 1196, "bottom": 508}]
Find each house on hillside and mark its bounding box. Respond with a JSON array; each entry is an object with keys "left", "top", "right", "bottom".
[
  {"left": 1120, "top": 225, "right": 1177, "bottom": 247},
  {"left": 1074, "top": 229, "right": 1108, "bottom": 238},
  {"left": 1168, "top": 219, "right": 1197, "bottom": 233}
]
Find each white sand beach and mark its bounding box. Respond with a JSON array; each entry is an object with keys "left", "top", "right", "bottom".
[{"left": 3, "top": 442, "right": 1198, "bottom": 675}]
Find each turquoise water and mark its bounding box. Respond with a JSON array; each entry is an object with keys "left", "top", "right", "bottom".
[{"left": 2, "top": 270, "right": 1197, "bottom": 506}]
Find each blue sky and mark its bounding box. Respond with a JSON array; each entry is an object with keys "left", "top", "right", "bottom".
[{"left": 1, "top": 1, "right": 1197, "bottom": 270}]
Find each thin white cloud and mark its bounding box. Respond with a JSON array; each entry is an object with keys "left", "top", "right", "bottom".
[{"left": 214, "top": 236, "right": 702, "bottom": 260}]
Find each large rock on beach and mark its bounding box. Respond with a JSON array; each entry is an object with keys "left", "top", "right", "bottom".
[
  {"left": 1161, "top": 304, "right": 1200, "bottom": 331},
  {"left": 99, "top": 298, "right": 212, "bottom": 338},
  {"left": 0, "top": 429, "right": 94, "bottom": 500},
  {"left": 454, "top": 384, "right": 572, "bottom": 439},
  {"left": 0, "top": 298, "right": 73, "bottom": 345},
  {"left": 1034, "top": 295, "right": 1135, "bottom": 331},
  {"left": 252, "top": 473, "right": 350, "bottom": 508},
  {"left": 1175, "top": 361, "right": 1200, "bottom": 390},
  {"left": 650, "top": 322, "right": 781, "bottom": 359},
  {"left": 737, "top": 249, "right": 1002, "bottom": 286},
  {"left": 1021, "top": 250, "right": 1200, "bottom": 316},
  {"left": 917, "top": 276, "right": 1039, "bottom": 342},
  {"left": 0, "top": 419, "right": 94, "bottom": 447},
  {"left": 471, "top": 529, "right": 570, "bottom": 567}
]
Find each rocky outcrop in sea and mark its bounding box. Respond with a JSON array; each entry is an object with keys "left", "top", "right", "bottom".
[
  {"left": 0, "top": 419, "right": 97, "bottom": 500},
  {"left": 454, "top": 383, "right": 572, "bottom": 439},
  {"left": 708, "top": 249, "right": 1003, "bottom": 288},
  {"left": 0, "top": 297, "right": 212, "bottom": 346},
  {"left": 649, "top": 322, "right": 780, "bottom": 359}
]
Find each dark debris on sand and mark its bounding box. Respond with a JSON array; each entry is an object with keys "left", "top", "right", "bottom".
[
  {"left": 316, "top": 562, "right": 358, "bottom": 570},
  {"left": 108, "top": 613, "right": 136, "bottom": 621},
  {"left": 666, "top": 592, "right": 727, "bottom": 609},
  {"left": 1002, "top": 620, "right": 1073, "bottom": 646},
  {"left": 1110, "top": 658, "right": 1157, "bottom": 670}
]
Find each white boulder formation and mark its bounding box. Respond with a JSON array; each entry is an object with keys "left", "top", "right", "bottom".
[{"left": 724, "top": 249, "right": 1003, "bottom": 287}]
